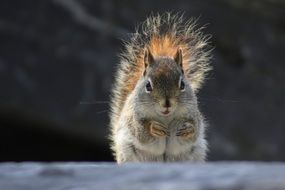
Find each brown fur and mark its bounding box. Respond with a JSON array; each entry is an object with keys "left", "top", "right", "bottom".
[
  {"left": 153, "top": 60, "right": 175, "bottom": 77},
  {"left": 125, "top": 35, "right": 190, "bottom": 93}
]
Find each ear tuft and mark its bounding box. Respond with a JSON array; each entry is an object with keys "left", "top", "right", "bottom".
[
  {"left": 144, "top": 47, "right": 154, "bottom": 68},
  {"left": 174, "top": 48, "right": 183, "bottom": 68}
]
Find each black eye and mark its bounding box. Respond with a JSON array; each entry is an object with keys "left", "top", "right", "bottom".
[
  {"left": 180, "top": 79, "right": 185, "bottom": 91},
  {"left": 145, "top": 80, "right": 153, "bottom": 92}
]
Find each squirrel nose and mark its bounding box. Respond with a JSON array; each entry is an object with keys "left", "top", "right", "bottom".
[{"left": 163, "top": 99, "right": 171, "bottom": 108}]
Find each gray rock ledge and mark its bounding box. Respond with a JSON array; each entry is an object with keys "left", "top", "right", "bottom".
[{"left": 0, "top": 162, "right": 284, "bottom": 190}]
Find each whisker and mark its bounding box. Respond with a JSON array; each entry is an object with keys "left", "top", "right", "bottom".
[
  {"left": 96, "top": 110, "right": 109, "bottom": 114},
  {"left": 80, "top": 100, "right": 109, "bottom": 105},
  {"left": 198, "top": 97, "right": 240, "bottom": 103}
]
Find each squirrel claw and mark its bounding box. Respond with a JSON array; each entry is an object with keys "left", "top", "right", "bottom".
[
  {"left": 150, "top": 122, "right": 169, "bottom": 138},
  {"left": 176, "top": 122, "right": 195, "bottom": 140}
]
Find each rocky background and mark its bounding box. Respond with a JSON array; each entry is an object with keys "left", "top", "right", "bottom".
[{"left": 0, "top": 0, "right": 284, "bottom": 162}]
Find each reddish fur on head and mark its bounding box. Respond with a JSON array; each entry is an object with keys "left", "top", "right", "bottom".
[{"left": 125, "top": 34, "right": 192, "bottom": 94}]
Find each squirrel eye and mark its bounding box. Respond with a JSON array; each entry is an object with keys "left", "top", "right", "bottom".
[
  {"left": 145, "top": 80, "right": 153, "bottom": 93},
  {"left": 180, "top": 79, "right": 185, "bottom": 91}
]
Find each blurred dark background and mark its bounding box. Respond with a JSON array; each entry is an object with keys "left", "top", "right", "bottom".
[{"left": 0, "top": 0, "right": 284, "bottom": 162}]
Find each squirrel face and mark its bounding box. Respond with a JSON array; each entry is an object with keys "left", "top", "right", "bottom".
[{"left": 135, "top": 48, "right": 196, "bottom": 118}]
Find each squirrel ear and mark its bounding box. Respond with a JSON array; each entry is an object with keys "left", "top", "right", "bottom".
[
  {"left": 174, "top": 48, "right": 183, "bottom": 68},
  {"left": 143, "top": 48, "right": 154, "bottom": 76},
  {"left": 144, "top": 48, "right": 154, "bottom": 68}
]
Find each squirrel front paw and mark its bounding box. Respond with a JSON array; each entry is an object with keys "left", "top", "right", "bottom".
[
  {"left": 176, "top": 122, "right": 195, "bottom": 140},
  {"left": 149, "top": 121, "right": 169, "bottom": 138}
]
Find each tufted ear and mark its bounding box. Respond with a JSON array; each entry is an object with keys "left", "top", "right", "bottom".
[
  {"left": 174, "top": 48, "right": 183, "bottom": 68},
  {"left": 143, "top": 48, "right": 154, "bottom": 76},
  {"left": 144, "top": 48, "right": 154, "bottom": 67}
]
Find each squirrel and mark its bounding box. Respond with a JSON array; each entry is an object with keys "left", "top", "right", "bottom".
[{"left": 109, "top": 13, "right": 212, "bottom": 163}]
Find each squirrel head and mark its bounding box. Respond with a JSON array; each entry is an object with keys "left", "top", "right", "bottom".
[{"left": 135, "top": 48, "right": 196, "bottom": 118}]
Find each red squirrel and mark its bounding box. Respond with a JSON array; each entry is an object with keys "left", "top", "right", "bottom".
[{"left": 109, "top": 13, "right": 212, "bottom": 163}]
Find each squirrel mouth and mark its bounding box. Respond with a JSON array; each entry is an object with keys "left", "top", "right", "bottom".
[{"left": 162, "top": 110, "right": 170, "bottom": 115}]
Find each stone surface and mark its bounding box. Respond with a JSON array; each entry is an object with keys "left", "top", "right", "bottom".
[{"left": 0, "top": 162, "right": 285, "bottom": 190}]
